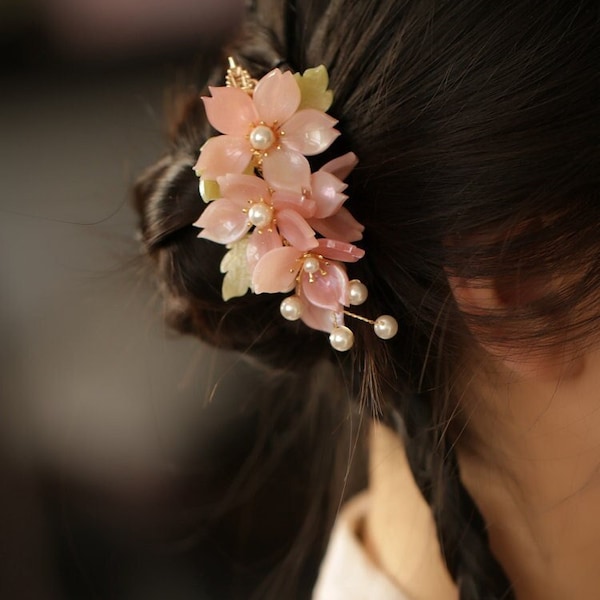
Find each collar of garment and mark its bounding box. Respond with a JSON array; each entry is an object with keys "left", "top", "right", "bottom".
[{"left": 313, "top": 493, "right": 411, "bottom": 600}]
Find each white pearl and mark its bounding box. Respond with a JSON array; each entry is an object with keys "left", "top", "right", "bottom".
[
  {"left": 302, "top": 256, "right": 320, "bottom": 274},
  {"left": 348, "top": 280, "right": 368, "bottom": 305},
  {"left": 280, "top": 296, "right": 303, "bottom": 321},
  {"left": 329, "top": 326, "right": 354, "bottom": 351},
  {"left": 249, "top": 125, "right": 275, "bottom": 150},
  {"left": 248, "top": 203, "right": 273, "bottom": 228},
  {"left": 373, "top": 315, "right": 398, "bottom": 340}
]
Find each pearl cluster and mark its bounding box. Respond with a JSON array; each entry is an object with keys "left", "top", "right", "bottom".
[
  {"left": 279, "top": 277, "right": 398, "bottom": 352},
  {"left": 327, "top": 314, "right": 398, "bottom": 352}
]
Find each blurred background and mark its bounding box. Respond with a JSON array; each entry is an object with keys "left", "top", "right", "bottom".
[{"left": 0, "top": 1, "right": 268, "bottom": 598}]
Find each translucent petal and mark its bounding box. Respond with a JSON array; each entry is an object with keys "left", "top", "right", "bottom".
[
  {"left": 246, "top": 228, "right": 282, "bottom": 273},
  {"left": 277, "top": 209, "right": 318, "bottom": 251},
  {"left": 194, "top": 198, "right": 249, "bottom": 244},
  {"left": 301, "top": 261, "right": 348, "bottom": 311},
  {"left": 195, "top": 136, "right": 252, "bottom": 180},
  {"left": 308, "top": 207, "right": 365, "bottom": 242},
  {"left": 252, "top": 246, "right": 302, "bottom": 294},
  {"left": 301, "top": 302, "right": 336, "bottom": 333},
  {"left": 253, "top": 69, "right": 301, "bottom": 125},
  {"left": 272, "top": 189, "right": 316, "bottom": 218},
  {"left": 320, "top": 152, "right": 359, "bottom": 181},
  {"left": 262, "top": 148, "right": 311, "bottom": 193},
  {"left": 282, "top": 109, "right": 340, "bottom": 155},
  {"left": 311, "top": 170, "right": 348, "bottom": 218},
  {"left": 202, "top": 87, "right": 258, "bottom": 135},
  {"left": 317, "top": 238, "right": 365, "bottom": 263},
  {"left": 218, "top": 173, "right": 270, "bottom": 208}
]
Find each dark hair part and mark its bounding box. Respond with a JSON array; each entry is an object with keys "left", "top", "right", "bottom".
[{"left": 134, "top": 0, "right": 599, "bottom": 598}]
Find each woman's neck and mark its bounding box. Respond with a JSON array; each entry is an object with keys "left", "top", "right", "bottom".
[
  {"left": 366, "top": 345, "right": 600, "bottom": 599},
  {"left": 457, "top": 344, "right": 600, "bottom": 599},
  {"left": 366, "top": 422, "right": 458, "bottom": 600}
]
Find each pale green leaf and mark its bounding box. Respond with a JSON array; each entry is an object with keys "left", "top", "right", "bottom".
[
  {"left": 294, "top": 65, "right": 334, "bottom": 112},
  {"left": 220, "top": 237, "right": 252, "bottom": 301},
  {"left": 199, "top": 178, "right": 221, "bottom": 203}
]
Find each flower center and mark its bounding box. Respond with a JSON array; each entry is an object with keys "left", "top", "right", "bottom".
[
  {"left": 248, "top": 202, "right": 273, "bottom": 228},
  {"left": 302, "top": 256, "right": 321, "bottom": 275},
  {"left": 249, "top": 125, "right": 275, "bottom": 151}
]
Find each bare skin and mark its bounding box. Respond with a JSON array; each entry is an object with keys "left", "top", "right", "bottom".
[
  {"left": 366, "top": 343, "right": 600, "bottom": 599},
  {"left": 366, "top": 422, "right": 458, "bottom": 599}
]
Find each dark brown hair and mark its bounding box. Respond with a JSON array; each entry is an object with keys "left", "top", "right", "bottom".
[{"left": 134, "top": 1, "right": 599, "bottom": 597}]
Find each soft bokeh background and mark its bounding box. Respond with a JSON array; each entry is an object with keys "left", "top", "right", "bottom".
[{"left": 0, "top": 1, "right": 253, "bottom": 598}]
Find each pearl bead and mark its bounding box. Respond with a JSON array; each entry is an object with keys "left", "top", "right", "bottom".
[
  {"left": 373, "top": 315, "right": 398, "bottom": 340},
  {"left": 280, "top": 296, "right": 303, "bottom": 321},
  {"left": 248, "top": 203, "right": 273, "bottom": 228},
  {"left": 302, "top": 256, "right": 320, "bottom": 274},
  {"left": 249, "top": 125, "right": 275, "bottom": 150},
  {"left": 329, "top": 326, "right": 354, "bottom": 351},
  {"left": 348, "top": 279, "right": 368, "bottom": 305}
]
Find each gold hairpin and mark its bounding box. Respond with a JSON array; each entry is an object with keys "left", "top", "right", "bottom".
[{"left": 225, "top": 57, "right": 257, "bottom": 94}]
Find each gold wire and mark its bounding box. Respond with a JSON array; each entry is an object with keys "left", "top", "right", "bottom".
[{"left": 343, "top": 310, "right": 375, "bottom": 325}]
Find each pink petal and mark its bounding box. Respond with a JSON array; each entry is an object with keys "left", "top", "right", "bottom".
[
  {"left": 317, "top": 238, "right": 365, "bottom": 262},
  {"left": 320, "top": 152, "right": 359, "bottom": 180},
  {"left": 310, "top": 170, "right": 348, "bottom": 218},
  {"left": 262, "top": 148, "right": 311, "bottom": 193},
  {"left": 301, "top": 302, "right": 336, "bottom": 333},
  {"left": 282, "top": 109, "right": 340, "bottom": 156},
  {"left": 252, "top": 246, "right": 302, "bottom": 294},
  {"left": 194, "top": 136, "right": 252, "bottom": 180},
  {"left": 253, "top": 69, "right": 301, "bottom": 126},
  {"left": 308, "top": 207, "right": 365, "bottom": 242},
  {"left": 202, "top": 87, "right": 258, "bottom": 136},
  {"left": 194, "top": 199, "right": 249, "bottom": 244},
  {"left": 272, "top": 189, "right": 316, "bottom": 218},
  {"left": 300, "top": 261, "right": 349, "bottom": 311},
  {"left": 218, "top": 173, "right": 270, "bottom": 208},
  {"left": 247, "top": 228, "right": 282, "bottom": 273},
  {"left": 276, "top": 209, "right": 318, "bottom": 251}
]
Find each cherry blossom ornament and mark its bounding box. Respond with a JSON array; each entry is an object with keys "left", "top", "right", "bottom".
[{"left": 193, "top": 58, "right": 397, "bottom": 351}]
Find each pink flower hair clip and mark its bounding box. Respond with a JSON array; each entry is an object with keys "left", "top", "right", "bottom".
[{"left": 193, "top": 58, "right": 397, "bottom": 351}]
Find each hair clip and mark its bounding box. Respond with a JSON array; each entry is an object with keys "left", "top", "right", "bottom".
[{"left": 192, "top": 58, "right": 397, "bottom": 351}]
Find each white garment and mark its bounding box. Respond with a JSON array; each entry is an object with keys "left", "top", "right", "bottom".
[{"left": 312, "top": 494, "right": 410, "bottom": 600}]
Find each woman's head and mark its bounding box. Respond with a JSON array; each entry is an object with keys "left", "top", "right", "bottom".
[{"left": 134, "top": 0, "right": 599, "bottom": 597}]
